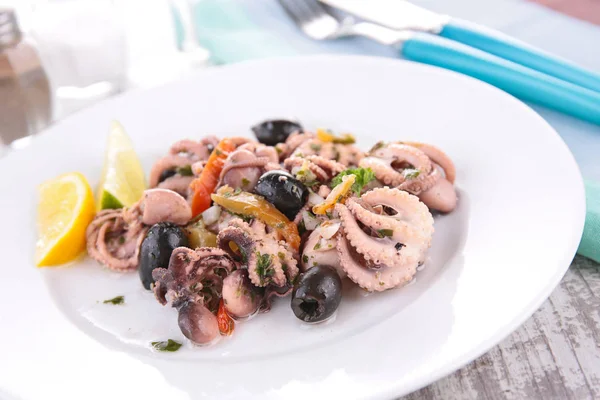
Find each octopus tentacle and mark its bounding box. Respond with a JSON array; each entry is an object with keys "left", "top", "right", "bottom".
[
  {"left": 301, "top": 226, "right": 345, "bottom": 278},
  {"left": 335, "top": 187, "right": 433, "bottom": 291},
  {"left": 400, "top": 141, "right": 456, "bottom": 183},
  {"left": 170, "top": 136, "right": 218, "bottom": 160},
  {"left": 152, "top": 246, "right": 238, "bottom": 345},
  {"left": 360, "top": 143, "right": 432, "bottom": 187},
  {"left": 86, "top": 189, "right": 192, "bottom": 272},
  {"left": 361, "top": 142, "right": 458, "bottom": 212},
  {"left": 157, "top": 175, "right": 194, "bottom": 196},
  {"left": 149, "top": 155, "right": 192, "bottom": 188},
  {"left": 284, "top": 156, "right": 329, "bottom": 182},
  {"left": 149, "top": 137, "right": 217, "bottom": 195},
  {"left": 216, "top": 218, "right": 298, "bottom": 288},
  {"left": 219, "top": 144, "right": 282, "bottom": 190},
  {"left": 86, "top": 210, "right": 147, "bottom": 272},
  {"left": 397, "top": 165, "right": 441, "bottom": 195}
]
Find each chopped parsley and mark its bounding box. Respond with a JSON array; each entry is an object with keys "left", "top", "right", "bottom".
[
  {"left": 302, "top": 254, "right": 309, "bottom": 264},
  {"left": 376, "top": 229, "right": 394, "bottom": 238},
  {"left": 241, "top": 178, "right": 250, "bottom": 187},
  {"left": 151, "top": 339, "right": 182, "bottom": 352},
  {"left": 176, "top": 165, "right": 193, "bottom": 176},
  {"left": 103, "top": 295, "right": 124, "bottom": 305},
  {"left": 332, "top": 133, "right": 356, "bottom": 144},
  {"left": 256, "top": 252, "right": 274, "bottom": 284},
  {"left": 310, "top": 143, "right": 322, "bottom": 152},
  {"left": 403, "top": 169, "right": 421, "bottom": 180},
  {"left": 233, "top": 187, "right": 242, "bottom": 196},
  {"left": 331, "top": 167, "right": 375, "bottom": 195},
  {"left": 369, "top": 141, "right": 386, "bottom": 153},
  {"left": 394, "top": 242, "right": 405, "bottom": 251},
  {"left": 118, "top": 236, "right": 125, "bottom": 245},
  {"left": 313, "top": 242, "right": 322, "bottom": 250}
]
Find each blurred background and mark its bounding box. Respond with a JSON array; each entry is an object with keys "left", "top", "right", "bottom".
[{"left": 1, "top": 0, "right": 599, "bottom": 165}]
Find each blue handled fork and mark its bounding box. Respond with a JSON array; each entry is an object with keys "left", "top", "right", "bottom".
[{"left": 278, "top": 0, "right": 600, "bottom": 126}]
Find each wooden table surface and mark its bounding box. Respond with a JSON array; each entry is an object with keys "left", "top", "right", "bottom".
[{"left": 402, "top": 256, "right": 600, "bottom": 399}]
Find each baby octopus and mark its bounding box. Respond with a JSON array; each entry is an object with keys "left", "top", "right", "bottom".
[
  {"left": 217, "top": 218, "right": 299, "bottom": 289},
  {"left": 219, "top": 142, "right": 281, "bottom": 191},
  {"left": 335, "top": 187, "right": 434, "bottom": 291},
  {"left": 276, "top": 131, "right": 363, "bottom": 167},
  {"left": 149, "top": 137, "right": 219, "bottom": 197},
  {"left": 152, "top": 247, "right": 238, "bottom": 345},
  {"left": 360, "top": 142, "right": 457, "bottom": 212},
  {"left": 86, "top": 189, "right": 192, "bottom": 271}
]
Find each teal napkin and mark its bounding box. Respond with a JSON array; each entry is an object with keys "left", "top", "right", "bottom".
[
  {"left": 172, "top": 0, "right": 599, "bottom": 262},
  {"left": 580, "top": 181, "right": 600, "bottom": 261}
]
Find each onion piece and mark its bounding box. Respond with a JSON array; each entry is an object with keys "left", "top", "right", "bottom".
[
  {"left": 317, "top": 220, "right": 341, "bottom": 240},
  {"left": 201, "top": 205, "right": 221, "bottom": 226},
  {"left": 302, "top": 210, "right": 320, "bottom": 231},
  {"left": 307, "top": 190, "right": 325, "bottom": 206}
]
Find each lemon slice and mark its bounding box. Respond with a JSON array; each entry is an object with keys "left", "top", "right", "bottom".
[
  {"left": 97, "top": 121, "right": 146, "bottom": 210},
  {"left": 36, "top": 172, "right": 96, "bottom": 267}
]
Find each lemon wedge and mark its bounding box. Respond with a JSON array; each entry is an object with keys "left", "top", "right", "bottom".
[
  {"left": 97, "top": 121, "right": 146, "bottom": 210},
  {"left": 35, "top": 172, "right": 96, "bottom": 267}
]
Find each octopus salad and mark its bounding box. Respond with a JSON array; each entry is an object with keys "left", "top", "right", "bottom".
[{"left": 84, "top": 119, "right": 458, "bottom": 347}]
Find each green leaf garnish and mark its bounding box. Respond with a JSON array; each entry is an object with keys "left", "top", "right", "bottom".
[
  {"left": 256, "top": 252, "right": 274, "bottom": 284},
  {"left": 369, "top": 141, "right": 386, "bottom": 153},
  {"left": 376, "top": 229, "right": 394, "bottom": 238},
  {"left": 176, "top": 165, "right": 193, "bottom": 176},
  {"left": 331, "top": 167, "right": 375, "bottom": 195},
  {"left": 403, "top": 169, "right": 420, "bottom": 180},
  {"left": 103, "top": 296, "right": 124, "bottom": 305},
  {"left": 151, "top": 339, "right": 182, "bottom": 352}
]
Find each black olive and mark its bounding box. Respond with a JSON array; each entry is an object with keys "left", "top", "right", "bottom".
[
  {"left": 291, "top": 265, "right": 342, "bottom": 323},
  {"left": 251, "top": 119, "right": 303, "bottom": 146},
  {"left": 158, "top": 168, "right": 177, "bottom": 184},
  {"left": 139, "top": 222, "right": 189, "bottom": 290},
  {"left": 254, "top": 170, "right": 308, "bottom": 220}
]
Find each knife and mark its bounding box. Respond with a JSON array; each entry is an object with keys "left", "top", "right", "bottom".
[{"left": 319, "top": 0, "right": 600, "bottom": 93}]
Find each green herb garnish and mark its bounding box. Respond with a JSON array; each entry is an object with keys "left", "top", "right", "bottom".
[
  {"left": 241, "top": 178, "right": 250, "bottom": 187},
  {"left": 310, "top": 143, "right": 322, "bottom": 152},
  {"left": 103, "top": 295, "right": 124, "bottom": 305},
  {"left": 176, "top": 165, "right": 193, "bottom": 176},
  {"left": 376, "top": 229, "right": 394, "bottom": 238},
  {"left": 151, "top": 339, "right": 182, "bottom": 352},
  {"left": 403, "top": 169, "right": 420, "bottom": 180},
  {"left": 313, "top": 242, "right": 321, "bottom": 250},
  {"left": 302, "top": 254, "right": 309, "bottom": 264},
  {"left": 332, "top": 133, "right": 356, "bottom": 144},
  {"left": 369, "top": 141, "right": 386, "bottom": 153},
  {"left": 331, "top": 167, "right": 375, "bottom": 195},
  {"left": 256, "top": 252, "right": 274, "bottom": 284}
]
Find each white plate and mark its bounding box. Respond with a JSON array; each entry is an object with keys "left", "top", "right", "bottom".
[{"left": 0, "top": 56, "right": 584, "bottom": 400}]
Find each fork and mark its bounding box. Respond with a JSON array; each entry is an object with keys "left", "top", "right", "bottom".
[{"left": 278, "top": 0, "right": 600, "bottom": 125}]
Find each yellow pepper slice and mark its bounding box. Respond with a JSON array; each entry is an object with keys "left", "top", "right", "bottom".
[
  {"left": 316, "top": 128, "right": 356, "bottom": 144},
  {"left": 211, "top": 186, "right": 301, "bottom": 251},
  {"left": 312, "top": 174, "right": 356, "bottom": 215}
]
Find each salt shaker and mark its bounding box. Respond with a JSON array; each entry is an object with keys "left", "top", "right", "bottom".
[{"left": 0, "top": 8, "right": 51, "bottom": 147}]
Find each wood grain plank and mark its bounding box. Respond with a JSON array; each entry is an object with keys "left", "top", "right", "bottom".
[{"left": 402, "top": 256, "right": 600, "bottom": 400}]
